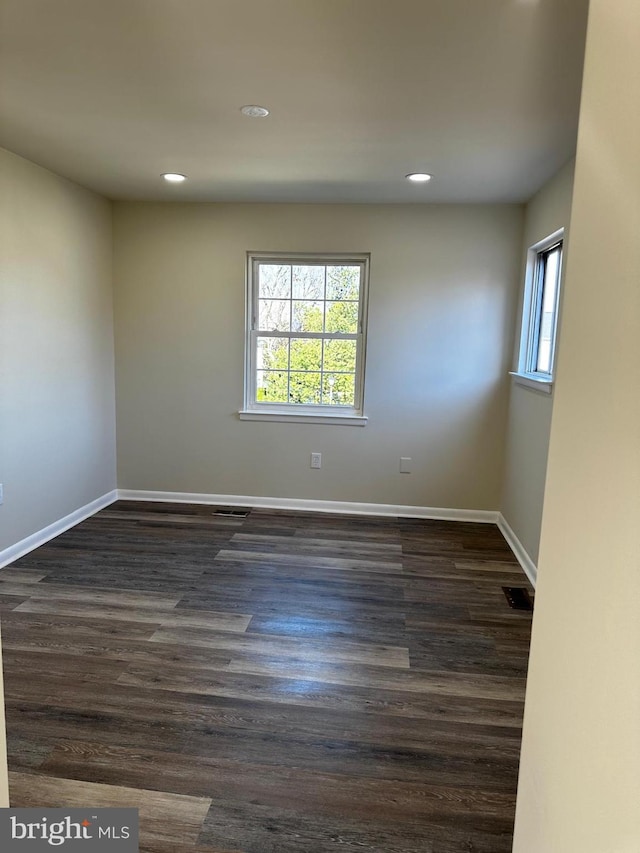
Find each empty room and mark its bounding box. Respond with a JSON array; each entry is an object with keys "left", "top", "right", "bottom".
[{"left": 1, "top": 1, "right": 639, "bottom": 851}]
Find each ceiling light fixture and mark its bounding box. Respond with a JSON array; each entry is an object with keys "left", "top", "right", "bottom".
[
  {"left": 406, "top": 173, "right": 432, "bottom": 183},
  {"left": 241, "top": 105, "right": 270, "bottom": 118},
  {"left": 162, "top": 173, "right": 187, "bottom": 183}
]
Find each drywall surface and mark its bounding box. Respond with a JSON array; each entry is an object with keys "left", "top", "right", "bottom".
[
  {"left": 0, "top": 147, "right": 116, "bottom": 552},
  {"left": 113, "top": 202, "right": 523, "bottom": 510},
  {"left": 513, "top": 1, "right": 640, "bottom": 849},
  {"left": 500, "top": 159, "right": 575, "bottom": 564}
]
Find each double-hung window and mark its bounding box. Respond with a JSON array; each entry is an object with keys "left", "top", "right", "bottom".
[
  {"left": 514, "top": 229, "right": 564, "bottom": 391},
  {"left": 241, "top": 253, "right": 369, "bottom": 424}
]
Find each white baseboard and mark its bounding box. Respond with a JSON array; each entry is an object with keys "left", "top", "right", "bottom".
[
  {"left": 497, "top": 513, "right": 538, "bottom": 587},
  {"left": 0, "top": 489, "right": 535, "bottom": 589},
  {"left": 117, "top": 489, "right": 499, "bottom": 524},
  {"left": 0, "top": 490, "right": 118, "bottom": 570}
]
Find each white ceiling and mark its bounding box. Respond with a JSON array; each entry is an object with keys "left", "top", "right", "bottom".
[{"left": 0, "top": 0, "right": 589, "bottom": 203}]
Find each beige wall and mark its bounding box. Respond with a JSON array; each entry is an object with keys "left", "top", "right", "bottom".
[
  {"left": 513, "top": 1, "right": 640, "bottom": 849},
  {"left": 0, "top": 148, "right": 117, "bottom": 554},
  {"left": 113, "top": 202, "right": 523, "bottom": 510},
  {"left": 500, "top": 160, "right": 575, "bottom": 565}
]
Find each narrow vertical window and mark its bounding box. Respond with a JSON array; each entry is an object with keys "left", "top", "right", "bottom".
[{"left": 517, "top": 230, "right": 564, "bottom": 385}]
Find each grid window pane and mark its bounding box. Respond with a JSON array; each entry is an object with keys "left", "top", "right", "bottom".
[
  {"left": 292, "top": 266, "right": 325, "bottom": 300},
  {"left": 322, "top": 373, "right": 355, "bottom": 406},
  {"left": 259, "top": 299, "right": 291, "bottom": 331},
  {"left": 326, "top": 265, "right": 360, "bottom": 300},
  {"left": 257, "top": 371, "right": 289, "bottom": 402},
  {"left": 257, "top": 337, "right": 289, "bottom": 373},
  {"left": 324, "top": 300, "right": 359, "bottom": 333},
  {"left": 259, "top": 264, "right": 291, "bottom": 299},
  {"left": 323, "top": 339, "right": 357, "bottom": 373},
  {"left": 290, "top": 338, "right": 323, "bottom": 372},
  {"left": 292, "top": 300, "right": 323, "bottom": 332},
  {"left": 290, "top": 372, "right": 322, "bottom": 404}
]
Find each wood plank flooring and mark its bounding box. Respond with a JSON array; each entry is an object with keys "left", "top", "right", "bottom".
[{"left": 0, "top": 501, "right": 533, "bottom": 852}]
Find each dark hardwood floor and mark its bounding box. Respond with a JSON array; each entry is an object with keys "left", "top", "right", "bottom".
[{"left": 0, "top": 501, "right": 533, "bottom": 852}]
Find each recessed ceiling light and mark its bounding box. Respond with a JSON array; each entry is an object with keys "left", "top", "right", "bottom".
[
  {"left": 161, "top": 173, "right": 187, "bottom": 183},
  {"left": 241, "top": 105, "right": 270, "bottom": 118},
  {"left": 406, "top": 173, "right": 432, "bottom": 183}
]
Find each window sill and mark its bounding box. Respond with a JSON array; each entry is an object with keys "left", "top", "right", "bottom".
[
  {"left": 509, "top": 372, "right": 554, "bottom": 394},
  {"left": 238, "top": 410, "right": 368, "bottom": 426}
]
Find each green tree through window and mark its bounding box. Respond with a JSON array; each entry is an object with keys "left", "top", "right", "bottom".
[{"left": 246, "top": 256, "right": 369, "bottom": 416}]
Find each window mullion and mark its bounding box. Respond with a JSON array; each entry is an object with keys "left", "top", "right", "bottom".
[
  {"left": 255, "top": 331, "right": 358, "bottom": 340},
  {"left": 286, "top": 336, "right": 291, "bottom": 402},
  {"left": 252, "top": 259, "right": 259, "bottom": 329}
]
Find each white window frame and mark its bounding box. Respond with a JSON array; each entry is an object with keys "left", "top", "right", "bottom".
[
  {"left": 511, "top": 228, "right": 564, "bottom": 394},
  {"left": 240, "top": 252, "right": 369, "bottom": 425}
]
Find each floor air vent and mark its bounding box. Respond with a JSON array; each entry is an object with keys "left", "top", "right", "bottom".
[
  {"left": 502, "top": 586, "right": 534, "bottom": 612},
  {"left": 212, "top": 508, "right": 250, "bottom": 518}
]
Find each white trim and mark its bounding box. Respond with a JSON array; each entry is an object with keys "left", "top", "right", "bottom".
[
  {"left": 497, "top": 513, "right": 538, "bottom": 587},
  {"left": 238, "top": 410, "right": 368, "bottom": 426},
  {"left": 529, "top": 227, "right": 565, "bottom": 255},
  {"left": 117, "top": 489, "right": 498, "bottom": 523},
  {"left": 509, "top": 372, "right": 553, "bottom": 394},
  {"left": 0, "top": 490, "right": 118, "bottom": 570}
]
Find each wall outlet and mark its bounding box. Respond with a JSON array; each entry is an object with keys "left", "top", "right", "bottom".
[
  {"left": 399, "top": 457, "right": 412, "bottom": 474},
  {"left": 310, "top": 452, "right": 322, "bottom": 469}
]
